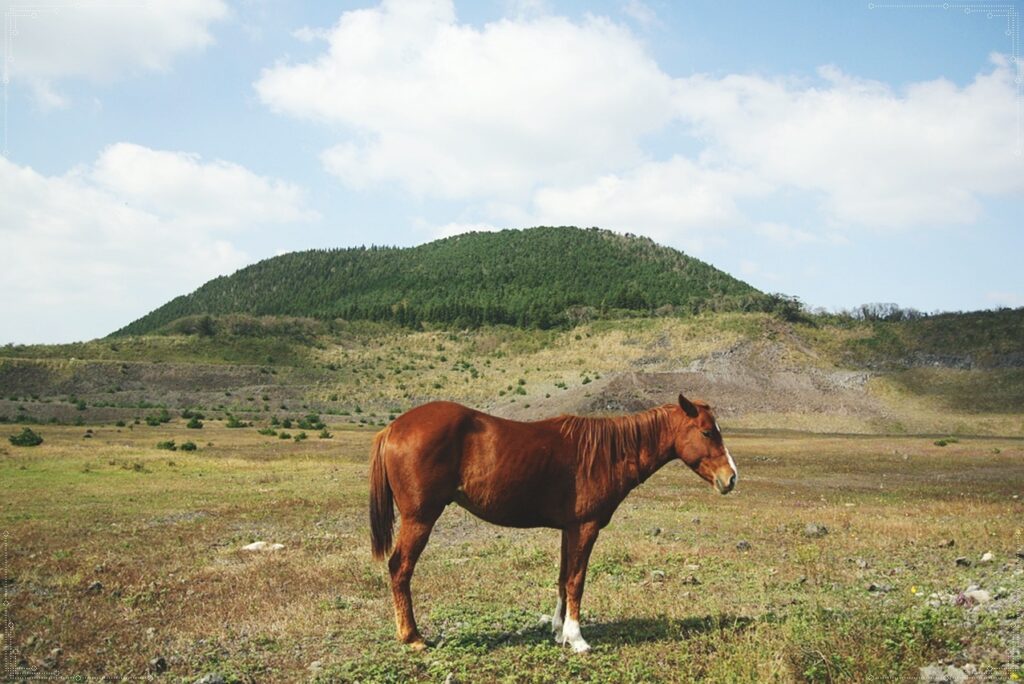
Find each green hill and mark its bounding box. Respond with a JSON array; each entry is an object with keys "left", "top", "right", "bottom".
[{"left": 112, "top": 227, "right": 768, "bottom": 335}]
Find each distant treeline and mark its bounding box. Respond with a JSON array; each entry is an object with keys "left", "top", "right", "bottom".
[{"left": 113, "top": 227, "right": 783, "bottom": 335}]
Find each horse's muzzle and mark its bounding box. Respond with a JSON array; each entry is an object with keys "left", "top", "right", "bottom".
[{"left": 715, "top": 472, "right": 737, "bottom": 495}]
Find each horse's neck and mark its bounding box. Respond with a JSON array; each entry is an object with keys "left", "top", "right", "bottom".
[
  {"left": 633, "top": 442, "right": 677, "bottom": 486},
  {"left": 600, "top": 433, "right": 676, "bottom": 501}
]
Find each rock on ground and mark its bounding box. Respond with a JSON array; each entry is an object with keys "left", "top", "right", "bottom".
[
  {"left": 241, "top": 541, "right": 285, "bottom": 552},
  {"left": 193, "top": 674, "right": 226, "bottom": 684},
  {"left": 803, "top": 523, "right": 828, "bottom": 538},
  {"left": 919, "top": 664, "right": 967, "bottom": 683}
]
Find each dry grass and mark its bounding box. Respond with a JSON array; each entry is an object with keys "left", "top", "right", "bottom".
[{"left": 2, "top": 421, "right": 1023, "bottom": 682}]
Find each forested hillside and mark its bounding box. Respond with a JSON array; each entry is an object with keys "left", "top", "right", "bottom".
[{"left": 113, "top": 227, "right": 769, "bottom": 335}]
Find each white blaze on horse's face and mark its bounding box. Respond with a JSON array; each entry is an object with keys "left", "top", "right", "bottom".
[{"left": 717, "top": 421, "right": 738, "bottom": 485}]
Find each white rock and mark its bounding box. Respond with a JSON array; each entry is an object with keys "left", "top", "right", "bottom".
[
  {"left": 963, "top": 589, "right": 992, "bottom": 604},
  {"left": 979, "top": 552, "right": 994, "bottom": 563},
  {"left": 241, "top": 541, "right": 285, "bottom": 552},
  {"left": 919, "top": 664, "right": 967, "bottom": 683}
]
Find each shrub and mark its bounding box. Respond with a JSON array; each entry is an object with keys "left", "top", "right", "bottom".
[
  {"left": 186, "top": 417, "right": 203, "bottom": 429},
  {"left": 278, "top": 432, "right": 292, "bottom": 439},
  {"left": 9, "top": 427, "right": 43, "bottom": 447},
  {"left": 179, "top": 441, "right": 197, "bottom": 452},
  {"left": 225, "top": 415, "right": 249, "bottom": 428},
  {"left": 115, "top": 420, "right": 126, "bottom": 427},
  {"left": 281, "top": 418, "right": 293, "bottom": 429},
  {"left": 257, "top": 427, "right": 278, "bottom": 436},
  {"left": 145, "top": 409, "right": 171, "bottom": 426},
  {"left": 294, "top": 431, "right": 308, "bottom": 442},
  {"left": 319, "top": 428, "right": 333, "bottom": 439},
  {"left": 298, "top": 413, "right": 325, "bottom": 430},
  {"left": 156, "top": 440, "right": 177, "bottom": 451}
]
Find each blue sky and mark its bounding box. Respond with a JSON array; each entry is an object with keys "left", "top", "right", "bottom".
[{"left": 1, "top": 0, "right": 1022, "bottom": 343}]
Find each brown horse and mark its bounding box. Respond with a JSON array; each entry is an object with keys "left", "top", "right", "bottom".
[{"left": 369, "top": 393, "right": 737, "bottom": 653}]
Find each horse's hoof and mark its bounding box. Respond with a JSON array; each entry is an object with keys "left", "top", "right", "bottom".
[
  {"left": 407, "top": 639, "right": 428, "bottom": 652},
  {"left": 570, "top": 640, "right": 591, "bottom": 654}
]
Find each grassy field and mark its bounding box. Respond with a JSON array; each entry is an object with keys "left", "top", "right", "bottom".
[{"left": 2, "top": 419, "right": 1023, "bottom": 682}]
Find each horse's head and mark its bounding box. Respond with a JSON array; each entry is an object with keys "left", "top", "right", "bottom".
[{"left": 673, "top": 393, "right": 737, "bottom": 495}]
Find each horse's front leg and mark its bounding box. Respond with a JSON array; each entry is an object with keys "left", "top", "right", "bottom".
[
  {"left": 557, "top": 521, "right": 600, "bottom": 653},
  {"left": 550, "top": 529, "right": 569, "bottom": 634}
]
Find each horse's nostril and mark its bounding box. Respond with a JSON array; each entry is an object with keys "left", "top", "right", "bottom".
[{"left": 728, "top": 473, "right": 737, "bottom": 489}]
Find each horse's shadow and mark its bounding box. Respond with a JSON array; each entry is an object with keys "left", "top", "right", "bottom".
[
  {"left": 433, "top": 613, "right": 760, "bottom": 652},
  {"left": 585, "top": 613, "right": 757, "bottom": 646}
]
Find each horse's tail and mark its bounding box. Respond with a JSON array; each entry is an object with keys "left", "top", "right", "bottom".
[{"left": 369, "top": 426, "right": 394, "bottom": 561}]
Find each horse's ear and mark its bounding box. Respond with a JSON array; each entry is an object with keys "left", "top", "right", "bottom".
[{"left": 678, "top": 393, "right": 699, "bottom": 418}]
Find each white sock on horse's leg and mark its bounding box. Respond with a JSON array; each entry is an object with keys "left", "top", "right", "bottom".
[
  {"left": 551, "top": 597, "right": 564, "bottom": 633},
  {"left": 560, "top": 617, "right": 590, "bottom": 653}
]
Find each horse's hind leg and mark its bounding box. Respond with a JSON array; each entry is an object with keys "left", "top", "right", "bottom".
[{"left": 388, "top": 511, "right": 440, "bottom": 650}]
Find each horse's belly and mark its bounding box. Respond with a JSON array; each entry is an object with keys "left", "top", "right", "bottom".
[{"left": 452, "top": 489, "right": 557, "bottom": 529}]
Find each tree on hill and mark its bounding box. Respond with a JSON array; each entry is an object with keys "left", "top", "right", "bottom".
[{"left": 111, "top": 226, "right": 771, "bottom": 335}]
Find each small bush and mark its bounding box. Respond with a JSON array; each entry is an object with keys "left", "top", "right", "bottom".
[
  {"left": 281, "top": 418, "right": 293, "bottom": 429},
  {"left": 9, "top": 427, "right": 43, "bottom": 447},
  {"left": 298, "top": 413, "right": 325, "bottom": 430},
  {"left": 156, "top": 440, "right": 177, "bottom": 451},
  {"left": 278, "top": 432, "right": 292, "bottom": 439},
  {"left": 294, "top": 431, "right": 308, "bottom": 442},
  {"left": 115, "top": 420, "right": 126, "bottom": 427},
  {"left": 179, "top": 441, "right": 197, "bottom": 452},
  {"left": 225, "top": 415, "right": 249, "bottom": 428},
  {"left": 319, "top": 428, "right": 333, "bottom": 439},
  {"left": 186, "top": 417, "right": 204, "bottom": 429},
  {"left": 257, "top": 427, "right": 278, "bottom": 436}
]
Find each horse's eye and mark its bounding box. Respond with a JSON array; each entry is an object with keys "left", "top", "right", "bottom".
[{"left": 701, "top": 430, "right": 712, "bottom": 438}]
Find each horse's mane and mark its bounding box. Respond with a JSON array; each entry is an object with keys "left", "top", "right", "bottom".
[{"left": 557, "top": 405, "right": 677, "bottom": 478}]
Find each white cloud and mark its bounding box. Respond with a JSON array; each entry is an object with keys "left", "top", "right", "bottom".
[
  {"left": 90, "top": 143, "right": 317, "bottom": 229},
  {"left": 2, "top": 0, "right": 227, "bottom": 106},
  {"left": 622, "top": 0, "right": 660, "bottom": 29},
  {"left": 256, "top": 0, "right": 677, "bottom": 200},
  {"left": 256, "top": 1, "right": 1022, "bottom": 248},
  {"left": 675, "top": 57, "right": 1024, "bottom": 228},
  {"left": 0, "top": 145, "right": 316, "bottom": 343},
  {"left": 531, "top": 156, "right": 767, "bottom": 252}
]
